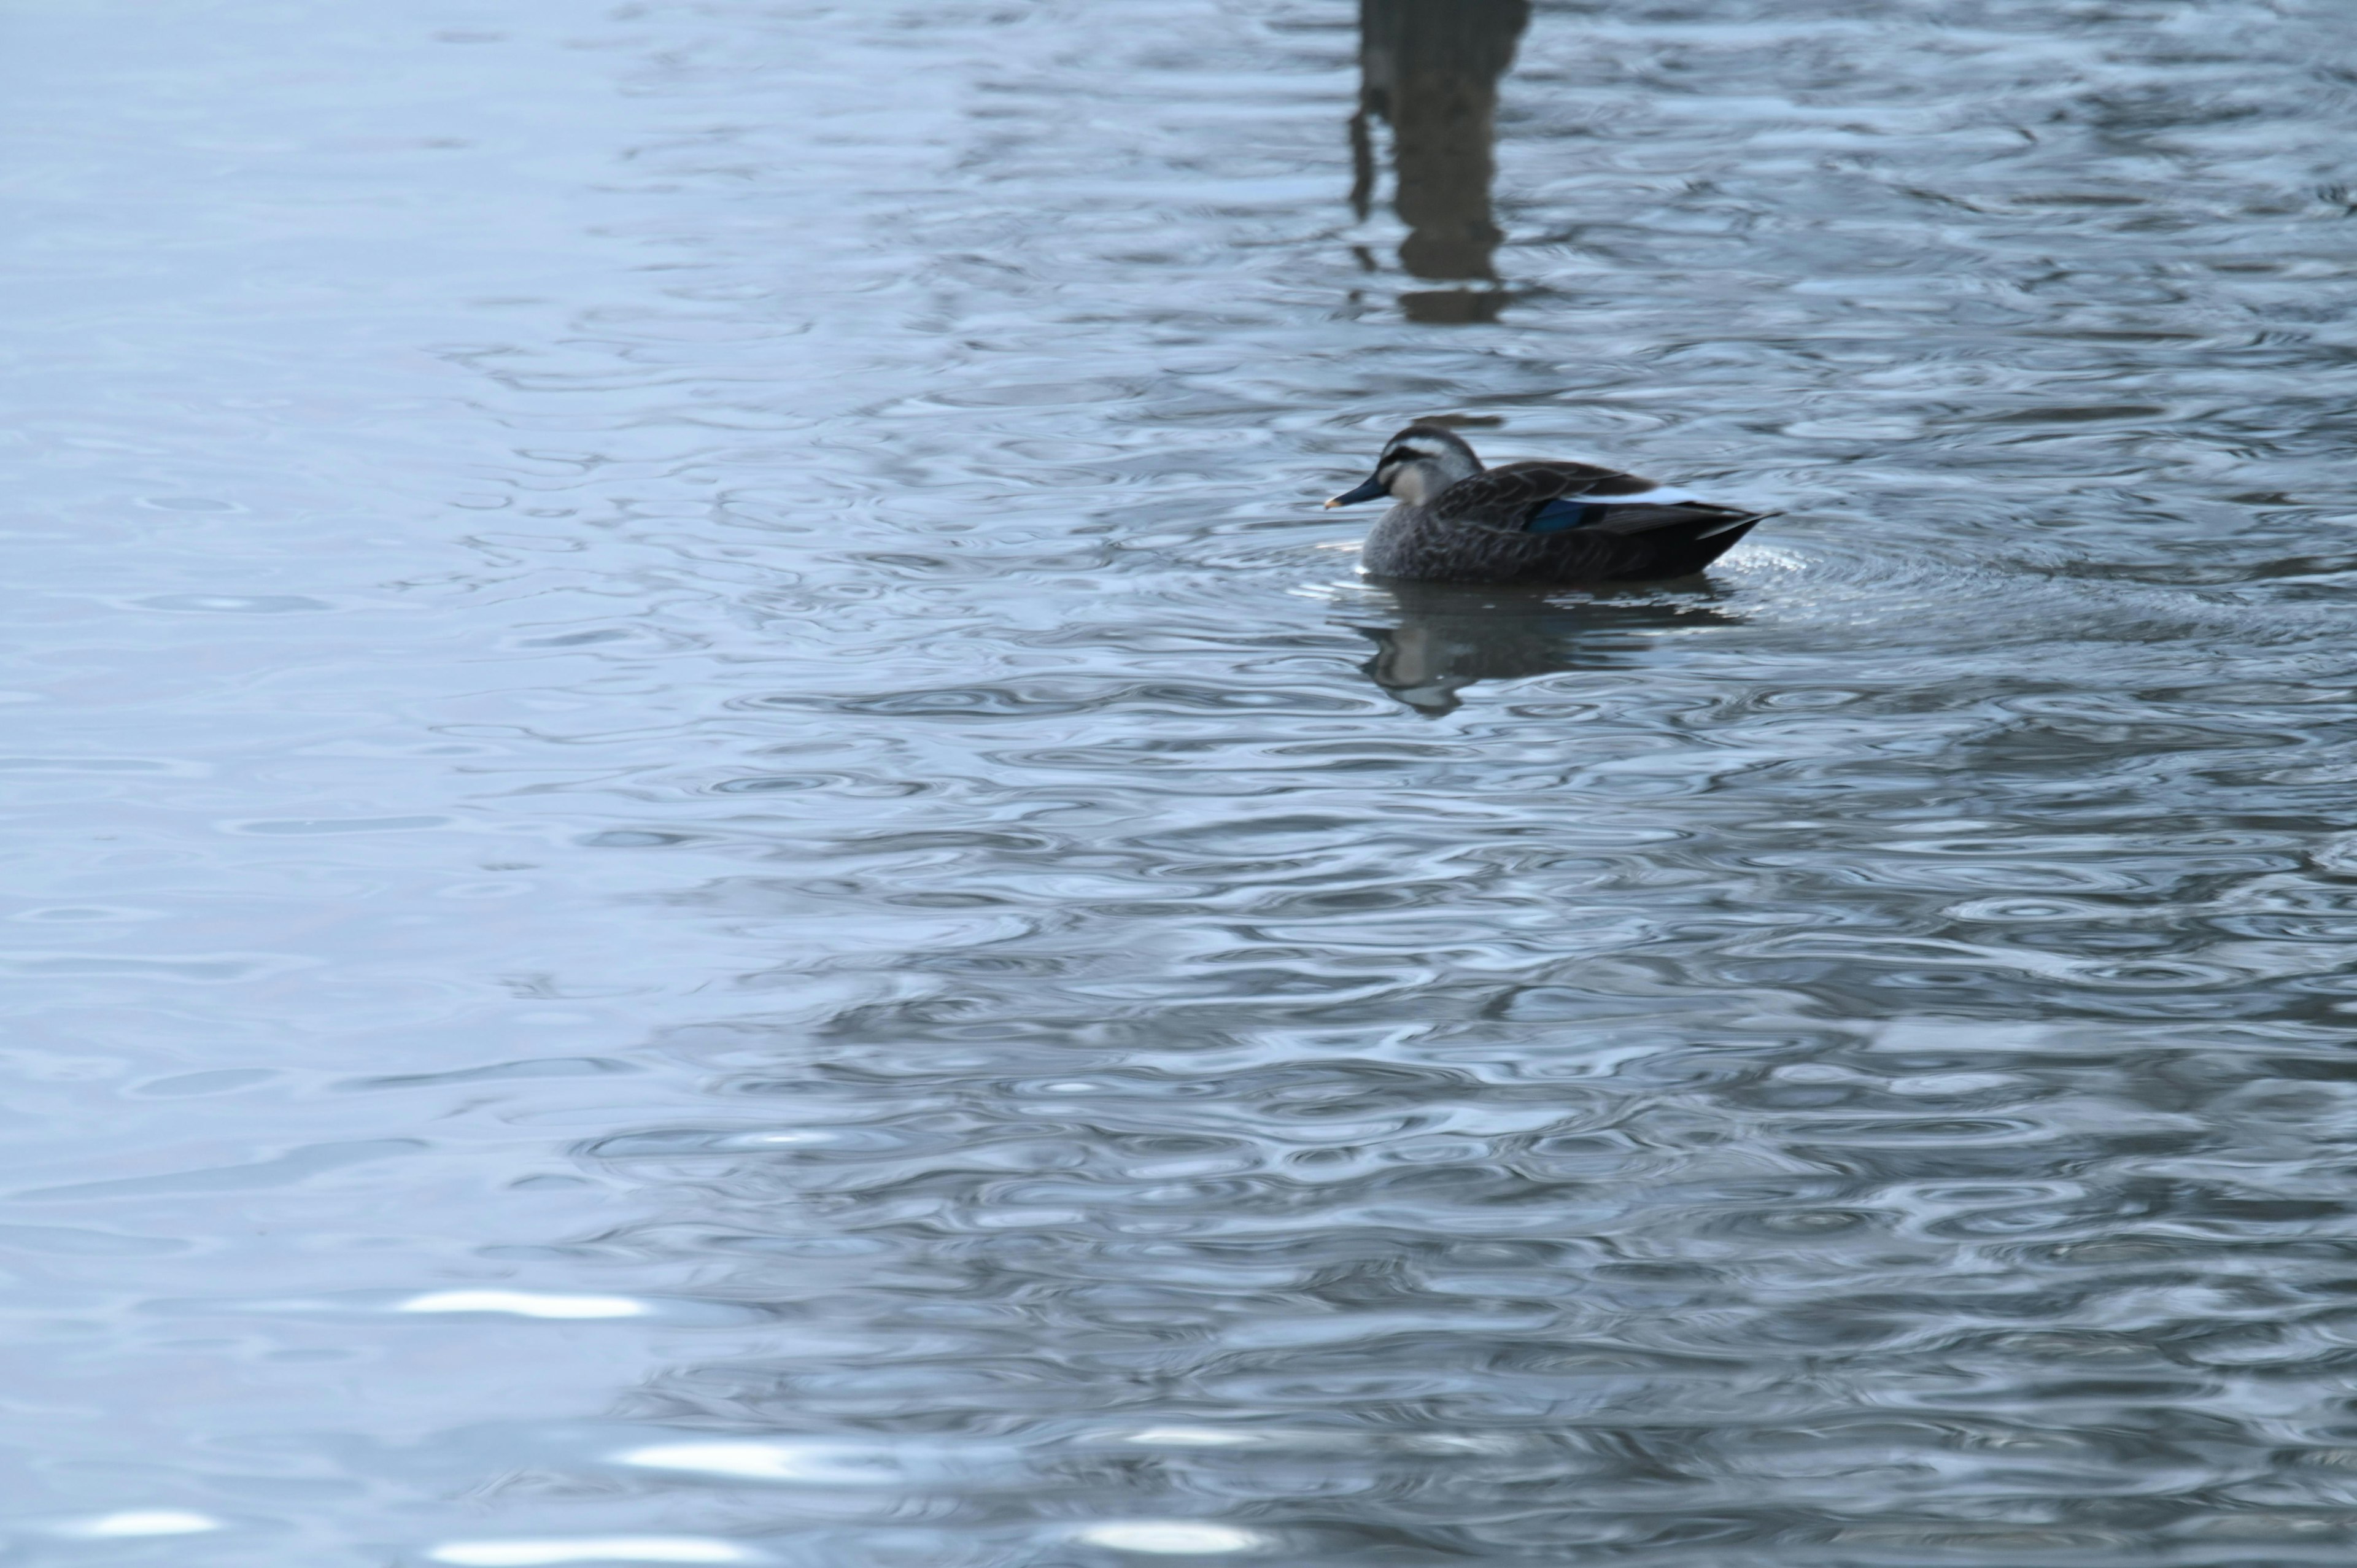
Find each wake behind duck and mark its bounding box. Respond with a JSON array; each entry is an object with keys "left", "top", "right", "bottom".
[{"left": 1326, "top": 423, "right": 1767, "bottom": 585}]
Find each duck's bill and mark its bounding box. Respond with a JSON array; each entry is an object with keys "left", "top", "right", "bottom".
[{"left": 1325, "top": 476, "right": 1388, "bottom": 509}]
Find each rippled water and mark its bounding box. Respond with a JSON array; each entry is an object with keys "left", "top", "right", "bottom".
[{"left": 9, "top": 0, "right": 2357, "bottom": 1561}]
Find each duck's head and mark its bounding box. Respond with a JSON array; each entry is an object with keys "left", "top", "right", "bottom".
[{"left": 1325, "top": 424, "right": 1483, "bottom": 509}]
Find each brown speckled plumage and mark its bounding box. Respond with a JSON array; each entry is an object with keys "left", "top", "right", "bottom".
[{"left": 1333, "top": 424, "right": 1767, "bottom": 585}]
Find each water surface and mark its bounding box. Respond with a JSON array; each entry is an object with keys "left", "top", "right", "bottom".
[{"left": 7, "top": 0, "right": 2357, "bottom": 1562}]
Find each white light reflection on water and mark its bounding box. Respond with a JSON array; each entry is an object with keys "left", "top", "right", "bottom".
[
  {"left": 613, "top": 1442, "right": 904, "bottom": 1486},
  {"left": 53, "top": 1512, "right": 224, "bottom": 1539},
  {"left": 427, "top": 1542, "right": 762, "bottom": 1567},
  {"left": 1069, "top": 1523, "right": 1271, "bottom": 1555},
  {"left": 395, "top": 1291, "right": 652, "bottom": 1319}
]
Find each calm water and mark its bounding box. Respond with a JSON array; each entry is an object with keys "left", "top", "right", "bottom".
[{"left": 7, "top": 1, "right": 2357, "bottom": 1562}]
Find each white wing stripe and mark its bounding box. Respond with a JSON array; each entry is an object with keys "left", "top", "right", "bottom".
[{"left": 1567, "top": 485, "right": 1705, "bottom": 506}]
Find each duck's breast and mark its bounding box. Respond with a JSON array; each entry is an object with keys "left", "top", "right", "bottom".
[
  {"left": 1358, "top": 501, "right": 1427, "bottom": 577},
  {"left": 1360, "top": 502, "right": 1566, "bottom": 583}
]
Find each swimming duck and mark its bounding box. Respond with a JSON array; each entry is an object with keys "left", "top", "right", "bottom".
[{"left": 1325, "top": 423, "right": 1767, "bottom": 584}]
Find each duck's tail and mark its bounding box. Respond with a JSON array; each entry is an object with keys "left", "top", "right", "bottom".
[
  {"left": 1590, "top": 506, "right": 1771, "bottom": 580},
  {"left": 1577, "top": 502, "right": 1766, "bottom": 537}
]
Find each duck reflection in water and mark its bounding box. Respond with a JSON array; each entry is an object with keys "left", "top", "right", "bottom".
[
  {"left": 1353, "top": 0, "right": 1532, "bottom": 323},
  {"left": 1355, "top": 581, "right": 1740, "bottom": 716}
]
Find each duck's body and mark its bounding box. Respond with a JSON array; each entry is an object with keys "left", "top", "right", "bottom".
[{"left": 1328, "top": 425, "right": 1766, "bottom": 585}]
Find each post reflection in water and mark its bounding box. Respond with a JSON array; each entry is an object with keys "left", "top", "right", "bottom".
[
  {"left": 1353, "top": 581, "right": 1741, "bottom": 715},
  {"left": 1352, "top": 0, "right": 1533, "bottom": 322}
]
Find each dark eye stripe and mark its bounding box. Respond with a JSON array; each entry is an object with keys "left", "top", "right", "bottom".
[{"left": 1386, "top": 447, "right": 1430, "bottom": 463}]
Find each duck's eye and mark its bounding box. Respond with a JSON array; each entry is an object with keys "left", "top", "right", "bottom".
[{"left": 1386, "top": 447, "right": 1430, "bottom": 463}]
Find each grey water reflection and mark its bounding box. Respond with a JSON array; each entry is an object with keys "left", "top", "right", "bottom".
[
  {"left": 11, "top": 0, "right": 2357, "bottom": 1565},
  {"left": 1352, "top": 0, "right": 1530, "bottom": 322},
  {"left": 1354, "top": 582, "right": 1738, "bottom": 714}
]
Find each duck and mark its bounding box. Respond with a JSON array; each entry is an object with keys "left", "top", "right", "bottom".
[{"left": 1325, "top": 423, "right": 1768, "bottom": 584}]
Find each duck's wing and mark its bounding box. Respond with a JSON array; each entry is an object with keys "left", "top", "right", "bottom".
[
  {"left": 1430, "top": 462, "right": 1627, "bottom": 528},
  {"left": 1435, "top": 461, "right": 1757, "bottom": 538}
]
